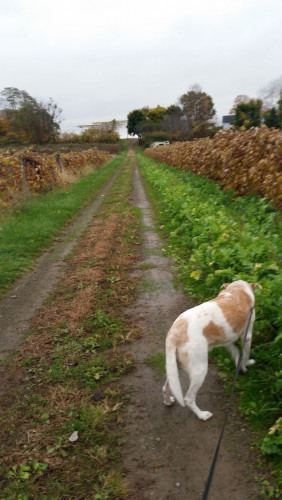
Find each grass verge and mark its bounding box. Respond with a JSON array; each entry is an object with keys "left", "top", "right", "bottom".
[
  {"left": 0, "top": 155, "right": 142, "bottom": 499},
  {"left": 0, "top": 153, "right": 126, "bottom": 297},
  {"left": 138, "top": 152, "right": 282, "bottom": 497}
]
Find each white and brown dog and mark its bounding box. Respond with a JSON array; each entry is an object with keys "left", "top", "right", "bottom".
[{"left": 163, "top": 280, "right": 262, "bottom": 420}]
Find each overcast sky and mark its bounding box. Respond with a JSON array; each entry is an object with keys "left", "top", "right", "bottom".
[{"left": 1, "top": 0, "right": 281, "bottom": 136}]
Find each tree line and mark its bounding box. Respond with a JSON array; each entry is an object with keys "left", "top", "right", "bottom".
[
  {"left": 0, "top": 87, "right": 122, "bottom": 146},
  {"left": 127, "top": 77, "right": 282, "bottom": 146},
  {"left": 1, "top": 78, "right": 281, "bottom": 147},
  {"left": 127, "top": 84, "right": 218, "bottom": 147}
]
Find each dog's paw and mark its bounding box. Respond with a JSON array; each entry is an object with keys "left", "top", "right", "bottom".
[
  {"left": 241, "top": 359, "right": 255, "bottom": 372},
  {"left": 246, "top": 359, "right": 255, "bottom": 367},
  {"left": 163, "top": 396, "right": 175, "bottom": 406},
  {"left": 198, "top": 411, "right": 213, "bottom": 421}
]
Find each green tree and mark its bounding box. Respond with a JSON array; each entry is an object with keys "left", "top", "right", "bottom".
[
  {"left": 234, "top": 99, "right": 262, "bottom": 129},
  {"left": 147, "top": 105, "right": 167, "bottom": 123},
  {"left": 128, "top": 105, "right": 172, "bottom": 145},
  {"left": 264, "top": 107, "right": 281, "bottom": 128},
  {"left": 127, "top": 108, "right": 148, "bottom": 136}
]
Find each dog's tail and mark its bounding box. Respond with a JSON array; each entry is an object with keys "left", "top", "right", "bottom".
[{"left": 166, "top": 340, "right": 185, "bottom": 407}]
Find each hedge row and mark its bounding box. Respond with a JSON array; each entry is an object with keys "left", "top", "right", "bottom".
[
  {"left": 145, "top": 127, "right": 282, "bottom": 209},
  {"left": 0, "top": 148, "right": 110, "bottom": 207}
]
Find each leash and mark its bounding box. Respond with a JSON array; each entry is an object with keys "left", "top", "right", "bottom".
[{"left": 201, "top": 306, "right": 255, "bottom": 500}]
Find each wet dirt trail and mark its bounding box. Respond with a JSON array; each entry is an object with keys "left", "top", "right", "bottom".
[{"left": 119, "top": 150, "right": 261, "bottom": 499}]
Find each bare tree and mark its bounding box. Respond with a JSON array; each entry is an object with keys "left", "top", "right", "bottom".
[
  {"left": 229, "top": 95, "right": 250, "bottom": 114},
  {"left": 259, "top": 76, "right": 282, "bottom": 110}
]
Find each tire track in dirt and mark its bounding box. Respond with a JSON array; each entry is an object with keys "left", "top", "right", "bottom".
[
  {"left": 0, "top": 167, "right": 122, "bottom": 361},
  {"left": 120, "top": 152, "right": 261, "bottom": 499}
]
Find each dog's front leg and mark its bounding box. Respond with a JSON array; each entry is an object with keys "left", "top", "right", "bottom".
[
  {"left": 242, "top": 336, "right": 255, "bottom": 371},
  {"left": 242, "top": 311, "right": 256, "bottom": 371}
]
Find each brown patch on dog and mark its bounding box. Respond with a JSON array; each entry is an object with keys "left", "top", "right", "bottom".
[
  {"left": 219, "top": 303, "right": 249, "bottom": 334},
  {"left": 167, "top": 318, "right": 188, "bottom": 348},
  {"left": 216, "top": 288, "right": 253, "bottom": 334},
  {"left": 211, "top": 283, "right": 255, "bottom": 335},
  {"left": 203, "top": 321, "right": 225, "bottom": 344}
]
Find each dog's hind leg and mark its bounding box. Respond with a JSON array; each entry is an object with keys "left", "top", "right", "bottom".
[
  {"left": 162, "top": 379, "right": 175, "bottom": 406},
  {"left": 183, "top": 353, "right": 212, "bottom": 420}
]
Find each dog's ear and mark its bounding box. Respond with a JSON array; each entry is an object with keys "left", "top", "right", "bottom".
[
  {"left": 250, "top": 283, "right": 262, "bottom": 291},
  {"left": 220, "top": 283, "right": 230, "bottom": 289}
]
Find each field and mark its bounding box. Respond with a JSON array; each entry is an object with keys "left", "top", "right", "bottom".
[{"left": 0, "top": 145, "right": 281, "bottom": 498}]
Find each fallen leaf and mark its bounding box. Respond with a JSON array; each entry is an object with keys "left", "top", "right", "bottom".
[{"left": 69, "top": 431, "right": 78, "bottom": 442}]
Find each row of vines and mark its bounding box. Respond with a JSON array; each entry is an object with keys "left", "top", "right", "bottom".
[
  {"left": 145, "top": 127, "right": 282, "bottom": 210},
  {"left": 0, "top": 147, "right": 110, "bottom": 207}
]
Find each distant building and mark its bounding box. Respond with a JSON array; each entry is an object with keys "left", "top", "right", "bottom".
[{"left": 222, "top": 115, "right": 236, "bottom": 130}]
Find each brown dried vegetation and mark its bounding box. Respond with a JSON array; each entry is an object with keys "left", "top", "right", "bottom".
[
  {"left": 0, "top": 147, "right": 110, "bottom": 206},
  {"left": 146, "top": 127, "right": 282, "bottom": 209}
]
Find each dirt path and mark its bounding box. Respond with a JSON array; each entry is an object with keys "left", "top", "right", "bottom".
[
  {"left": 0, "top": 167, "right": 121, "bottom": 361},
  {"left": 119, "top": 151, "right": 261, "bottom": 499},
  {"left": 0, "top": 150, "right": 263, "bottom": 498}
]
